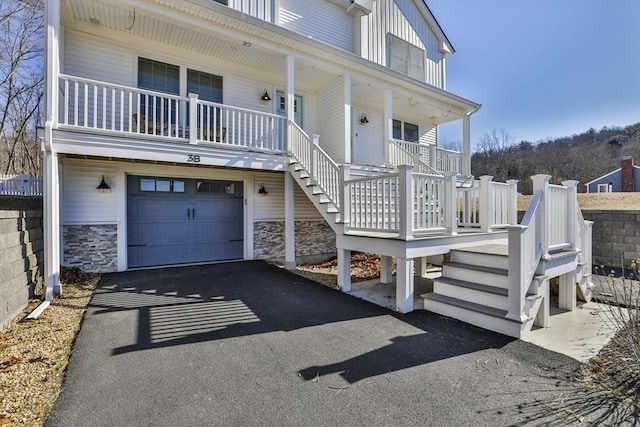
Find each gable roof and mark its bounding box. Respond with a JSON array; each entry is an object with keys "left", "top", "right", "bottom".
[
  {"left": 419, "top": 1, "right": 455, "bottom": 54},
  {"left": 585, "top": 164, "right": 640, "bottom": 186}
]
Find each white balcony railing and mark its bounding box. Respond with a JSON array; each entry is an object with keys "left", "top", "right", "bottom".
[
  {"left": 57, "top": 74, "right": 287, "bottom": 152},
  {"left": 434, "top": 147, "right": 462, "bottom": 175}
]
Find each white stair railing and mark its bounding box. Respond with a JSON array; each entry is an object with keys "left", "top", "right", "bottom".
[
  {"left": 287, "top": 121, "right": 340, "bottom": 208},
  {"left": 506, "top": 190, "right": 543, "bottom": 322},
  {"left": 388, "top": 140, "right": 440, "bottom": 174},
  {"left": 434, "top": 147, "right": 462, "bottom": 175}
]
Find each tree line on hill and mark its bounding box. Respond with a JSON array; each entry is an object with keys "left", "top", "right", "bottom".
[{"left": 471, "top": 123, "right": 640, "bottom": 194}]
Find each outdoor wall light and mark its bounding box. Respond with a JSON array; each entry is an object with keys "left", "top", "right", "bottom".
[
  {"left": 261, "top": 89, "right": 272, "bottom": 102},
  {"left": 360, "top": 113, "right": 369, "bottom": 124},
  {"left": 96, "top": 175, "right": 111, "bottom": 193},
  {"left": 257, "top": 183, "right": 268, "bottom": 196}
]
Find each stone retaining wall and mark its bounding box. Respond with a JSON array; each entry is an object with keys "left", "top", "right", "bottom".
[
  {"left": 582, "top": 210, "right": 640, "bottom": 268},
  {"left": 63, "top": 224, "right": 118, "bottom": 273},
  {"left": 254, "top": 220, "right": 336, "bottom": 263},
  {"left": 0, "top": 197, "right": 43, "bottom": 330}
]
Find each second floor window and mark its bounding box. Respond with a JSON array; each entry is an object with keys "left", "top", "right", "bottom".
[
  {"left": 138, "top": 57, "right": 179, "bottom": 94},
  {"left": 388, "top": 34, "right": 425, "bottom": 81}
]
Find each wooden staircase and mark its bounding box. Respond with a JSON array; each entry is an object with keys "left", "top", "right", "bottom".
[{"left": 423, "top": 245, "right": 542, "bottom": 337}]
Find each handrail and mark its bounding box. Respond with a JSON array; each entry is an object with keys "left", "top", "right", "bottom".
[
  {"left": 287, "top": 121, "right": 341, "bottom": 208},
  {"left": 388, "top": 140, "right": 440, "bottom": 175},
  {"left": 506, "top": 190, "right": 543, "bottom": 322},
  {"left": 58, "top": 74, "right": 187, "bottom": 101}
]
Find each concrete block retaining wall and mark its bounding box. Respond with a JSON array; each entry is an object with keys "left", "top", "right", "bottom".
[
  {"left": 582, "top": 210, "right": 640, "bottom": 268},
  {"left": 0, "top": 197, "right": 44, "bottom": 330}
]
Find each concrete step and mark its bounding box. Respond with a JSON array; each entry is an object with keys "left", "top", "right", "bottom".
[
  {"left": 442, "top": 262, "right": 508, "bottom": 288},
  {"left": 422, "top": 293, "right": 532, "bottom": 338},
  {"left": 450, "top": 246, "right": 509, "bottom": 270},
  {"left": 433, "top": 277, "right": 508, "bottom": 310}
]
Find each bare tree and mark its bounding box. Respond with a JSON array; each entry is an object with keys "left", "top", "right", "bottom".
[{"left": 0, "top": 0, "right": 44, "bottom": 175}]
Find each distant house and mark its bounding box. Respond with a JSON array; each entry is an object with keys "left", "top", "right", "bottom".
[{"left": 586, "top": 158, "right": 640, "bottom": 193}]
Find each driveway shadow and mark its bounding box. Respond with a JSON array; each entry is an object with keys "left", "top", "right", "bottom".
[{"left": 91, "top": 261, "right": 513, "bottom": 382}]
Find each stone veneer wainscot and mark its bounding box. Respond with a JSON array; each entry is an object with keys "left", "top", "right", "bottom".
[
  {"left": 253, "top": 220, "right": 336, "bottom": 260},
  {"left": 63, "top": 224, "right": 117, "bottom": 272}
]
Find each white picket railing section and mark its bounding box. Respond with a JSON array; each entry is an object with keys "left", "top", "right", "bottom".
[
  {"left": 345, "top": 174, "right": 400, "bottom": 233},
  {"left": 412, "top": 173, "right": 447, "bottom": 233},
  {"left": 195, "top": 99, "right": 286, "bottom": 151},
  {"left": 58, "top": 74, "right": 287, "bottom": 152},
  {"left": 546, "top": 183, "right": 570, "bottom": 251},
  {"left": 0, "top": 174, "right": 43, "bottom": 196},
  {"left": 228, "top": 0, "right": 275, "bottom": 22},
  {"left": 434, "top": 147, "right": 462, "bottom": 174},
  {"left": 491, "top": 181, "right": 514, "bottom": 227},
  {"left": 457, "top": 184, "right": 481, "bottom": 228}
]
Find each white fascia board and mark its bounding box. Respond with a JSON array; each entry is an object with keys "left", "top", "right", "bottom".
[
  {"left": 412, "top": 0, "right": 455, "bottom": 55},
  {"left": 585, "top": 167, "right": 621, "bottom": 186},
  {"left": 153, "top": 0, "right": 479, "bottom": 113}
]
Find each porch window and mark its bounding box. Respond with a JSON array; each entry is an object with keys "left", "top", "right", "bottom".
[
  {"left": 137, "top": 58, "right": 180, "bottom": 128},
  {"left": 388, "top": 34, "right": 425, "bottom": 80},
  {"left": 393, "top": 120, "right": 419, "bottom": 142},
  {"left": 597, "top": 183, "right": 612, "bottom": 193},
  {"left": 187, "top": 69, "right": 223, "bottom": 130}
]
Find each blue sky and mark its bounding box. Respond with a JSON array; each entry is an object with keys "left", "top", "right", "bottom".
[{"left": 428, "top": 0, "right": 640, "bottom": 148}]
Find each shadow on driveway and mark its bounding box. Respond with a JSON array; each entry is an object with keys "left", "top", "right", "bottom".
[{"left": 46, "top": 261, "right": 639, "bottom": 426}]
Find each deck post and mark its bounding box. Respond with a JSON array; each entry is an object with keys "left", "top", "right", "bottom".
[
  {"left": 398, "top": 165, "right": 413, "bottom": 240},
  {"left": 531, "top": 174, "right": 551, "bottom": 258},
  {"left": 429, "top": 145, "right": 437, "bottom": 172},
  {"left": 444, "top": 172, "right": 458, "bottom": 235},
  {"left": 337, "top": 248, "right": 351, "bottom": 292},
  {"left": 339, "top": 164, "right": 351, "bottom": 224},
  {"left": 506, "top": 224, "right": 528, "bottom": 322},
  {"left": 415, "top": 256, "right": 427, "bottom": 277},
  {"left": 396, "top": 257, "right": 414, "bottom": 313},
  {"left": 507, "top": 179, "right": 519, "bottom": 225},
  {"left": 380, "top": 256, "right": 393, "bottom": 284},
  {"left": 284, "top": 171, "right": 296, "bottom": 270},
  {"left": 479, "top": 175, "right": 494, "bottom": 232},
  {"left": 558, "top": 271, "right": 577, "bottom": 311},
  {"left": 188, "top": 93, "right": 198, "bottom": 144},
  {"left": 562, "top": 180, "right": 579, "bottom": 249}
]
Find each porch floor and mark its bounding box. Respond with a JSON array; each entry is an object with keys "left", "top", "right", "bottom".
[{"left": 348, "top": 274, "right": 620, "bottom": 363}]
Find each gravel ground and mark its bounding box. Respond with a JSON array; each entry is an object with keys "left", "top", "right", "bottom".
[{"left": 0, "top": 270, "right": 98, "bottom": 427}]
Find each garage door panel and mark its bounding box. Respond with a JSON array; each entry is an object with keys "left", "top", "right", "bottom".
[{"left": 127, "top": 176, "right": 244, "bottom": 268}]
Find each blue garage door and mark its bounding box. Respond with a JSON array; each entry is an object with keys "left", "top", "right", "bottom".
[{"left": 127, "top": 176, "right": 243, "bottom": 268}]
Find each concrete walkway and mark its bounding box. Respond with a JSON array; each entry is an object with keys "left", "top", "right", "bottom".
[{"left": 46, "top": 261, "right": 636, "bottom": 426}]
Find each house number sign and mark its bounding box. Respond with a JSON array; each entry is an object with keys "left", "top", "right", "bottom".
[{"left": 187, "top": 154, "right": 201, "bottom": 163}]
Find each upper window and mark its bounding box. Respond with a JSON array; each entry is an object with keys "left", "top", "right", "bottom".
[
  {"left": 138, "top": 58, "right": 179, "bottom": 94},
  {"left": 187, "top": 69, "right": 223, "bottom": 104},
  {"left": 393, "top": 120, "right": 419, "bottom": 142},
  {"left": 388, "top": 35, "right": 425, "bottom": 81},
  {"left": 597, "top": 183, "right": 612, "bottom": 193}
]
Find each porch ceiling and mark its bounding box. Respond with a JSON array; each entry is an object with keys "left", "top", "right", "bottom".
[{"left": 61, "top": 0, "right": 340, "bottom": 89}]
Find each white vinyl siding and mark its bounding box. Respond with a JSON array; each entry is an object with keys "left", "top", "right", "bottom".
[
  {"left": 316, "top": 77, "right": 346, "bottom": 163},
  {"left": 419, "top": 127, "right": 437, "bottom": 145},
  {"left": 62, "top": 159, "right": 118, "bottom": 224},
  {"left": 253, "top": 172, "right": 323, "bottom": 220},
  {"left": 227, "top": 0, "right": 275, "bottom": 22},
  {"left": 358, "top": 0, "right": 445, "bottom": 88},
  {"left": 279, "top": 0, "right": 353, "bottom": 52},
  {"left": 63, "top": 31, "right": 134, "bottom": 86}
]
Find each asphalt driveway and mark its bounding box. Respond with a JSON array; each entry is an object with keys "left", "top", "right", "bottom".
[{"left": 46, "top": 261, "right": 636, "bottom": 426}]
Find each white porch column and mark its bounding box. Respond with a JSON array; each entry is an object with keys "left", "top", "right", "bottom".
[
  {"left": 343, "top": 70, "right": 351, "bottom": 163},
  {"left": 396, "top": 257, "right": 414, "bottom": 313},
  {"left": 43, "top": 0, "right": 61, "bottom": 301},
  {"left": 337, "top": 248, "right": 351, "bottom": 292},
  {"left": 285, "top": 55, "right": 294, "bottom": 151},
  {"left": 43, "top": 152, "right": 61, "bottom": 300},
  {"left": 284, "top": 171, "right": 295, "bottom": 270},
  {"left": 383, "top": 88, "right": 393, "bottom": 166},
  {"left": 479, "top": 175, "right": 494, "bottom": 232},
  {"left": 380, "top": 255, "right": 393, "bottom": 284},
  {"left": 462, "top": 115, "right": 471, "bottom": 176}
]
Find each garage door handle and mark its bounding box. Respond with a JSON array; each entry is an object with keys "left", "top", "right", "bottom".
[{"left": 187, "top": 208, "right": 191, "bottom": 219}]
